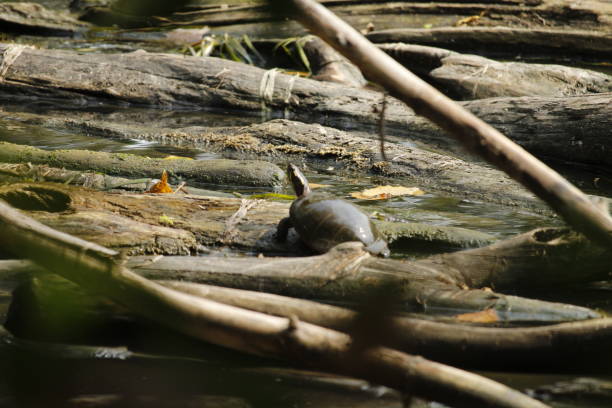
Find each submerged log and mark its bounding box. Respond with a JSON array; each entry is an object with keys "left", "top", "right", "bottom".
[
  {"left": 0, "top": 45, "right": 608, "bottom": 169},
  {"left": 0, "top": 162, "right": 234, "bottom": 197},
  {"left": 0, "top": 182, "right": 495, "bottom": 255},
  {"left": 377, "top": 43, "right": 612, "bottom": 99},
  {"left": 0, "top": 142, "right": 285, "bottom": 188},
  {"left": 367, "top": 27, "right": 612, "bottom": 60},
  {"left": 0, "top": 111, "right": 548, "bottom": 210}
]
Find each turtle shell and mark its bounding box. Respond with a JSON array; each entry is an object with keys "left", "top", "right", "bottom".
[{"left": 290, "top": 193, "right": 389, "bottom": 257}]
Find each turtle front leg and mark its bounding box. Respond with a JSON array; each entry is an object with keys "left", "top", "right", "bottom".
[{"left": 275, "top": 217, "right": 292, "bottom": 241}]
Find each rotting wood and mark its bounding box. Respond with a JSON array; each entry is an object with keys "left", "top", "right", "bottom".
[
  {"left": 0, "top": 141, "right": 285, "bottom": 188},
  {"left": 0, "top": 45, "right": 609, "bottom": 170},
  {"left": 0, "top": 199, "right": 551, "bottom": 408}
]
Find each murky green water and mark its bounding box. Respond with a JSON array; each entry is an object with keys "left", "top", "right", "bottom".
[{"left": 0, "top": 5, "right": 610, "bottom": 407}]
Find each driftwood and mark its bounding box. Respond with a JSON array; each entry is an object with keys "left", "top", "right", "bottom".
[
  {"left": 0, "top": 2, "right": 88, "bottom": 36},
  {"left": 0, "top": 141, "right": 285, "bottom": 188},
  {"left": 0, "top": 200, "right": 550, "bottom": 408},
  {"left": 7, "top": 273, "right": 612, "bottom": 372},
  {"left": 367, "top": 27, "right": 612, "bottom": 60},
  {"left": 377, "top": 43, "right": 612, "bottom": 99},
  {"left": 0, "top": 182, "right": 495, "bottom": 255},
  {"left": 282, "top": 0, "right": 612, "bottom": 249},
  {"left": 0, "top": 45, "right": 609, "bottom": 171}
]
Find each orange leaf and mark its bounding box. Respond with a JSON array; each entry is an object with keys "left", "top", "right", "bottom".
[
  {"left": 147, "top": 170, "right": 174, "bottom": 193},
  {"left": 455, "top": 308, "right": 500, "bottom": 323}
]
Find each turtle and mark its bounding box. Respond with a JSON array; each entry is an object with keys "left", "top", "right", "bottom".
[{"left": 276, "top": 164, "right": 390, "bottom": 257}]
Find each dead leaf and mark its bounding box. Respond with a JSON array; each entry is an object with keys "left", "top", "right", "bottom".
[
  {"left": 309, "top": 183, "right": 331, "bottom": 189},
  {"left": 163, "top": 155, "right": 193, "bottom": 160},
  {"left": 455, "top": 308, "right": 500, "bottom": 324},
  {"left": 350, "top": 185, "right": 425, "bottom": 200},
  {"left": 147, "top": 170, "right": 174, "bottom": 193}
]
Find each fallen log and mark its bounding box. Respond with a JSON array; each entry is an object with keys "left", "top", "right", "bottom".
[
  {"left": 419, "top": 227, "right": 612, "bottom": 291},
  {"left": 0, "top": 45, "right": 609, "bottom": 170},
  {"left": 7, "top": 273, "right": 612, "bottom": 371},
  {"left": 0, "top": 182, "right": 496, "bottom": 255},
  {"left": 367, "top": 26, "right": 612, "bottom": 60},
  {"left": 0, "top": 162, "right": 235, "bottom": 197},
  {"left": 0, "top": 199, "right": 551, "bottom": 408},
  {"left": 0, "top": 141, "right": 285, "bottom": 188},
  {"left": 0, "top": 2, "right": 89, "bottom": 36},
  {"left": 377, "top": 43, "right": 612, "bottom": 99},
  {"left": 0, "top": 181, "right": 602, "bottom": 322},
  {"left": 0, "top": 112, "right": 549, "bottom": 210},
  {"left": 76, "top": 0, "right": 612, "bottom": 34}
]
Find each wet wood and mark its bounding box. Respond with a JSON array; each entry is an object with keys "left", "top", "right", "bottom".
[
  {"left": 377, "top": 43, "right": 612, "bottom": 99},
  {"left": 0, "top": 45, "right": 608, "bottom": 170},
  {"left": 419, "top": 227, "right": 612, "bottom": 290},
  {"left": 0, "top": 199, "right": 550, "bottom": 408},
  {"left": 286, "top": 0, "right": 612, "bottom": 249},
  {"left": 0, "top": 162, "right": 234, "bottom": 197},
  {"left": 0, "top": 182, "right": 495, "bottom": 255},
  {"left": 0, "top": 2, "right": 89, "bottom": 36},
  {"left": 367, "top": 26, "right": 612, "bottom": 60},
  {"left": 76, "top": 0, "right": 612, "bottom": 33},
  {"left": 0, "top": 111, "right": 549, "bottom": 210},
  {"left": 0, "top": 141, "right": 285, "bottom": 188},
  {"left": 8, "top": 273, "right": 612, "bottom": 371}
]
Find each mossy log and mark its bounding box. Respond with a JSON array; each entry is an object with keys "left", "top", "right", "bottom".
[
  {"left": 0, "top": 112, "right": 549, "bottom": 210},
  {"left": 367, "top": 26, "right": 612, "bottom": 60},
  {"left": 0, "top": 182, "right": 494, "bottom": 256},
  {"left": 0, "top": 162, "right": 235, "bottom": 198},
  {"left": 0, "top": 141, "right": 285, "bottom": 188},
  {"left": 0, "top": 44, "right": 609, "bottom": 169},
  {"left": 377, "top": 43, "right": 612, "bottom": 99}
]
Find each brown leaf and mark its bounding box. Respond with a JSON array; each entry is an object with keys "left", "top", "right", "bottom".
[
  {"left": 350, "top": 185, "right": 425, "bottom": 200},
  {"left": 455, "top": 308, "right": 500, "bottom": 324},
  {"left": 147, "top": 170, "right": 174, "bottom": 193}
]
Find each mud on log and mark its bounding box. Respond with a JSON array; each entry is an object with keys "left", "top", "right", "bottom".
[{"left": 0, "top": 44, "right": 609, "bottom": 169}]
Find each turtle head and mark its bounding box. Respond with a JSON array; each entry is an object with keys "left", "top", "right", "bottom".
[{"left": 287, "top": 164, "right": 311, "bottom": 197}]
